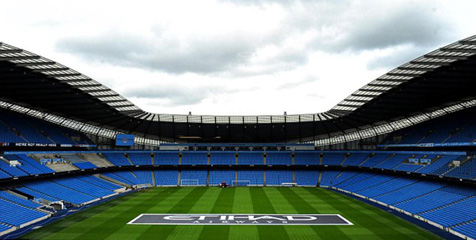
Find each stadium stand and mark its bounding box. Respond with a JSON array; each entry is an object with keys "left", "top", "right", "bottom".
[
  {"left": 154, "top": 152, "right": 179, "bottom": 165},
  {"left": 342, "top": 153, "right": 370, "bottom": 166},
  {"left": 180, "top": 170, "right": 207, "bottom": 186},
  {"left": 237, "top": 170, "right": 264, "bottom": 186},
  {"left": 154, "top": 170, "right": 179, "bottom": 186},
  {"left": 373, "top": 180, "right": 444, "bottom": 204},
  {"left": 15, "top": 187, "right": 60, "bottom": 202},
  {"left": 394, "top": 161, "right": 423, "bottom": 172},
  {"left": 360, "top": 177, "right": 418, "bottom": 200},
  {"left": 1, "top": 151, "right": 473, "bottom": 183},
  {"left": 453, "top": 221, "right": 476, "bottom": 239},
  {"left": 336, "top": 173, "right": 394, "bottom": 193},
  {"left": 76, "top": 175, "right": 121, "bottom": 191},
  {"left": 0, "top": 152, "right": 475, "bottom": 239},
  {"left": 81, "top": 153, "right": 113, "bottom": 168},
  {"left": 210, "top": 152, "right": 235, "bottom": 165},
  {"left": 131, "top": 170, "right": 153, "bottom": 185},
  {"left": 73, "top": 162, "right": 97, "bottom": 169},
  {"left": 294, "top": 170, "right": 318, "bottom": 186},
  {"left": 266, "top": 152, "right": 292, "bottom": 165},
  {"left": 238, "top": 152, "right": 264, "bottom": 165},
  {"left": 294, "top": 152, "right": 318, "bottom": 165},
  {"left": 0, "top": 199, "right": 47, "bottom": 226},
  {"left": 0, "top": 109, "right": 91, "bottom": 145},
  {"left": 395, "top": 185, "right": 475, "bottom": 215},
  {"left": 103, "top": 153, "right": 131, "bottom": 166},
  {"left": 0, "top": 191, "right": 41, "bottom": 209},
  {"left": 266, "top": 170, "right": 293, "bottom": 185},
  {"left": 375, "top": 154, "right": 411, "bottom": 169},
  {"left": 51, "top": 178, "right": 113, "bottom": 198},
  {"left": 417, "top": 155, "right": 459, "bottom": 174},
  {"left": 360, "top": 153, "right": 392, "bottom": 167},
  {"left": 321, "top": 153, "right": 345, "bottom": 165},
  {"left": 322, "top": 170, "right": 476, "bottom": 237},
  {"left": 3, "top": 154, "right": 54, "bottom": 175},
  {"left": 0, "top": 160, "right": 28, "bottom": 177},
  {"left": 445, "top": 158, "right": 476, "bottom": 179},
  {"left": 18, "top": 175, "right": 123, "bottom": 206},
  {"left": 421, "top": 197, "right": 476, "bottom": 227},
  {"left": 24, "top": 180, "right": 96, "bottom": 205},
  {"left": 209, "top": 170, "right": 235, "bottom": 185},
  {"left": 181, "top": 152, "right": 208, "bottom": 165},
  {"left": 103, "top": 171, "right": 152, "bottom": 186},
  {"left": 0, "top": 110, "right": 52, "bottom": 144},
  {"left": 0, "top": 120, "right": 24, "bottom": 143},
  {"left": 0, "top": 224, "right": 11, "bottom": 234},
  {"left": 320, "top": 170, "right": 358, "bottom": 187},
  {"left": 1, "top": 36, "right": 476, "bottom": 240},
  {"left": 384, "top": 108, "right": 476, "bottom": 146},
  {"left": 0, "top": 170, "right": 11, "bottom": 179},
  {"left": 128, "top": 153, "right": 152, "bottom": 165}
]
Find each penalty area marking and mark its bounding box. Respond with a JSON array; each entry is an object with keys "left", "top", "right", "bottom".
[{"left": 128, "top": 214, "right": 353, "bottom": 225}]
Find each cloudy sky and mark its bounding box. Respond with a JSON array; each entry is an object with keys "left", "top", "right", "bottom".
[{"left": 1, "top": 0, "right": 474, "bottom": 115}]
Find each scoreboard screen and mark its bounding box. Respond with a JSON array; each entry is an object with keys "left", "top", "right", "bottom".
[{"left": 116, "top": 134, "right": 134, "bottom": 146}]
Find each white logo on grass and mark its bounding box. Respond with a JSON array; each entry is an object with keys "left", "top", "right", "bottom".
[{"left": 128, "top": 214, "right": 353, "bottom": 225}]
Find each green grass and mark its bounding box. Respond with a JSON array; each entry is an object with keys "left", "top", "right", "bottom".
[{"left": 21, "top": 187, "right": 441, "bottom": 240}]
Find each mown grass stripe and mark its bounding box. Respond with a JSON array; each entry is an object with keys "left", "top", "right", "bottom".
[
  {"left": 29, "top": 188, "right": 176, "bottom": 240},
  {"left": 20, "top": 191, "right": 146, "bottom": 240},
  {"left": 229, "top": 187, "right": 259, "bottom": 240},
  {"left": 305, "top": 188, "right": 439, "bottom": 240},
  {"left": 22, "top": 187, "right": 442, "bottom": 240},
  {"left": 166, "top": 188, "right": 220, "bottom": 240},
  {"left": 325, "top": 188, "right": 442, "bottom": 240},
  {"left": 263, "top": 188, "right": 321, "bottom": 240},
  {"left": 316, "top": 189, "right": 414, "bottom": 233},
  {"left": 136, "top": 187, "right": 210, "bottom": 240},
  {"left": 290, "top": 188, "right": 378, "bottom": 238},
  {"left": 277, "top": 187, "right": 352, "bottom": 240},
  {"left": 197, "top": 188, "right": 236, "bottom": 240},
  {"left": 250, "top": 187, "right": 290, "bottom": 240},
  {"left": 302, "top": 188, "right": 395, "bottom": 239},
  {"left": 67, "top": 187, "right": 181, "bottom": 240}
]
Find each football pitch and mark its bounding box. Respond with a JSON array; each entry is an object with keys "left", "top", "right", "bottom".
[{"left": 22, "top": 187, "right": 441, "bottom": 240}]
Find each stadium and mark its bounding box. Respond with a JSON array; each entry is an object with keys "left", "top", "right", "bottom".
[{"left": 1, "top": 31, "right": 476, "bottom": 240}]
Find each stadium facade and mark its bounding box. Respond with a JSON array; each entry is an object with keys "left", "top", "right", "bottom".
[
  {"left": 1, "top": 36, "right": 476, "bottom": 146},
  {"left": 0, "top": 36, "right": 475, "bottom": 239}
]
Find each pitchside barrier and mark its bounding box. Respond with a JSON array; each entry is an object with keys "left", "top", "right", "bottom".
[
  {"left": 281, "top": 182, "right": 297, "bottom": 187},
  {"left": 135, "top": 184, "right": 153, "bottom": 189}
]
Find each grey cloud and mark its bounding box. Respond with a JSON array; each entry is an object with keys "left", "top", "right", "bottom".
[
  {"left": 56, "top": 29, "right": 305, "bottom": 76},
  {"left": 56, "top": 34, "right": 148, "bottom": 64},
  {"left": 220, "top": 0, "right": 318, "bottom": 6},
  {"left": 55, "top": 1, "right": 457, "bottom": 77},
  {"left": 366, "top": 46, "right": 433, "bottom": 70},
  {"left": 301, "top": 1, "right": 452, "bottom": 53},
  {"left": 229, "top": 0, "right": 455, "bottom": 53},
  {"left": 276, "top": 75, "right": 318, "bottom": 90},
  {"left": 306, "top": 92, "right": 326, "bottom": 99},
  {"left": 56, "top": 32, "right": 255, "bottom": 74},
  {"left": 228, "top": 49, "right": 309, "bottom": 77},
  {"left": 325, "top": 8, "right": 449, "bottom": 52},
  {"left": 273, "top": 49, "right": 309, "bottom": 66},
  {"left": 122, "top": 85, "right": 213, "bottom": 106},
  {"left": 121, "top": 84, "right": 243, "bottom": 106}
]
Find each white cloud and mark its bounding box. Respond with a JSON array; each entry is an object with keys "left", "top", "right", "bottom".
[{"left": 0, "top": 0, "right": 475, "bottom": 115}]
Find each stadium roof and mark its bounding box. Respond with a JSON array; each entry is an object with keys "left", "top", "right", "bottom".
[{"left": 1, "top": 35, "right": 476, "bottom": 144}]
